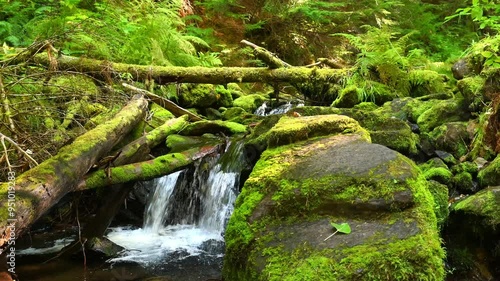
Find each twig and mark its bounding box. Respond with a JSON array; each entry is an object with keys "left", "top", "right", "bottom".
[
  {"left": 0, "top": 137, "right": 12, "bottom": 172},
  {"left": 0, "top": 133, "right": 39, "bottom": 166},
  {"left": 323, "top": 230, "right": 338, "bottom": 241}
]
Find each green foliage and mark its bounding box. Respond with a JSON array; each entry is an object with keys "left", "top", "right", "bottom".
[
  {"left": 445, "top": 0, "right": 500, "bottom": 34},
  {"left": 0, "top": 0, "right": 220, "bottom": 66}
]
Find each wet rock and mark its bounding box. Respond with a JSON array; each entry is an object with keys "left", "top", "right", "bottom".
[
  {"left": 452, "top": 59, "right": 471, "bottom": 80},
  {"left": 224, "top": 133, "right": 444, "bottom": 280}
]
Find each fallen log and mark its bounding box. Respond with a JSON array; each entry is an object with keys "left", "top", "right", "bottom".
[
  {"left": 77, "top": 144, "right": 221, "bottom": 190},
  {"left": 0, "top": 95, "right": 148, "bottom": 249},
  {"left": 30, "top": 53, "right": 346, "bottom": 84},
  {"left": 240, "top": 40, "right": 291, "bottom": 69}
]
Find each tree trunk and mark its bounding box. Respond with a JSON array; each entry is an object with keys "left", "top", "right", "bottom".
[
  {"left": 0, "top": 95, "right": 148, "bottom": 249},
  {"left": 77, "top": 144, "right": 221, "bottom": 190},
  {"left": 31, "top": 54, "right": 345, "bottom": 85}
]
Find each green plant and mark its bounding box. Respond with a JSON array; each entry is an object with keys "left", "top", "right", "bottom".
[
  {"left": 323, "top": 222, "right": 351, "bottom": 241},
  {"left": 445, "top": 0, "right": 500, "bottom": 34}
]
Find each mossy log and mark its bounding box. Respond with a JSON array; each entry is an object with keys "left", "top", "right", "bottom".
[
  {"left": 31, "top": 53, "right": 346, "bottom": 84},
  {"left": 0, "top": 95, "right": 148, "bottom": 248},
  {"left": 240, "top": 40, "right": 291, "bottom": 69},
  {"left": 78, "top": 144, "right": 221, "bottom": 190}
]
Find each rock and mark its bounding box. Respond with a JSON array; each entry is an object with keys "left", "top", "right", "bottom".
[
  {"left": 416, "top": 99, "right": 469, "bottom": 133},
  {"left": 205, "top": 108, "right": 222, "bottom": 120},
  {"left": 222, "top": 107, "right": 247, "bottom": 120},
  {"left": 408, "top": 69, "right": 445, "bottom": 97},
  {"left": 331, "top": 85, "right": 361, "bottom": 108},
  {"left": 178, "top": 84, "right": 234, "bottom": 109},
  {"left": 428, "top": 122, "right": 470, "bottom": 159},
  {"left": 293, "top": 106, "right": 419, "bottom": 156},
  {"left": 457, "top": 76, "right": 485, "bottom": 112},
  {"left": 255, "top": 114, "right": 370, "bottom": 148},
  {"left": 233, "top": 94, "right": 268, "bottom": 112},
  {"left": 419, "top": 158, "right": 453, "bottom": 185},
  {"left": 452, "top": 186, "right": 500, "bottom": 228},
  {"left": 451, "top": 59, "right": 471, "bottom": 80},
  {"left": 224, "top": 134, "right": 445, "bottom": 280},
  {"left": 478, "top": 154, "right": 500, "bottom": 188}
]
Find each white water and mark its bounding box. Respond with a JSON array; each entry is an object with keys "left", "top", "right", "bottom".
[
  {"left": 106, "top": 145, "right": 242, "bottom": 266},
  {"left": 254, "top": 101, "right": 303, "bottom": 116}
]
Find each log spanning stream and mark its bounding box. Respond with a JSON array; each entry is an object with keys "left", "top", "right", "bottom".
[{"left": 16, "top": 142, "right": 246, "bottom": 280}]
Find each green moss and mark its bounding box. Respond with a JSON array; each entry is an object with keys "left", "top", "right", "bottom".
[
  {"left": 215, "top": 85, "right": 234, "bottom": 107},
  {"left": 222, "top": 107, "right": 247, "bottom": 120},
  {"left": 148, "top": 103, "right": 175, "bottom": 129},
  {"left": 477, "top": 154, "right": 500, "bottom": 187},
  {"left": 452, "top": 186, "right": 500, "bottom": 226},
  {"left": 427, "top": 122, "right": 469, "bottom": 159},
  {"left": 408, "top": 69, "right": 445, "bottom": 98},
  {"left": 427, "top": 180, "right": 449, "bottom": 229},
  {"left": 233, "top": 94, "right": 268, "bottom": 112},
  {"left": 402, "top": 99, "right": 435, "bottom": 122},
  {"left": 179, "top": 84, "right": 218, "bottom": 108},
  {"left": 457, "top": 76, "right": 485, "bottom": 112},
  {"left": 331, "top": 85, "right": 361, "bottom": 108},
  {"left": 452, "top": 172, "right": 474, "bottom": 193},
  {"left": 417, "top": 99, "right": 468, "bottom": 133},
  {"left": 180, "top": 120, "right": 247, "bottom": 135},
  {"left": 264, "top": 115, "right": 370, "bottom": 147}
]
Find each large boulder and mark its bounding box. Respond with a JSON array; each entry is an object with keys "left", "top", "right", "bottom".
[{"left": 224, "top": 131, "right": 445, "bottom": 280}]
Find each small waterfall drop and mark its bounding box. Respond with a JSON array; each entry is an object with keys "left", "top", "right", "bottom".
[
  {"left": 254, "top": 101, "right": 303, "bottom": 116},
  {"left": 254, "top": 102, "right": 267, "bottom": 116},
  {"left": 106, "top": 141, "right": 245, "bottom": 266}
]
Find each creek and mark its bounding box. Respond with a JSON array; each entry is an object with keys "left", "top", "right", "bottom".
[{"left": 16, "top": 141, "right": 246, "bottom": 281}]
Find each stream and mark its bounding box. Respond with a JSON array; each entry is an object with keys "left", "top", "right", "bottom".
[{"left": 16, "top": 142, "right": 245, "bottom": 281}]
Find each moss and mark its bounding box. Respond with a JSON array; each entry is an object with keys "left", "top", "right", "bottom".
[
  {"left": 215, "top": 85, "right": 234, "bottom": 107},
  {"left": 427, "top": 180, "right": 449, "bottom": 229},
  {"left": 427, "top": 122, "right": 469, "bottom": 158},
  {"left": 179, "top": 84, "right": 218, "bottom": 108},
  {"left": 264, "top": 115, "right": 370, "bottom": 147},
  {"left": 402, "top": 99, "right": 435, "bottom": 122},
  {"left": 353, "top": 102, "right": 379, "bottom": 111},
  {"left": 422, "top": 167, "right": 452, "bottom": 184},
  {"left": 452, "top": 172, "right": 475, "bottom": 193},
  {"left": 457, "top": 76, "right": 485, "bottom": 112},
  {"left": 148, "top": 103, "right": 175, "bottom": 129},
  {"left": 224, "top": 135, "right": 444, "bottom": 280},
  {"left": 452, "top": 186, "right": 500, "bottom": 226},
  {"left": 222, "top": 107, "right": 247, "bottom": 120},
  {"left": 417, "top": 99, "right": 469, "bottom": 132},
  {"left": 180, "top": 120, "right": 247, "bottom": 136},
  {"left": 408, "top": 69, "right": 445, "bottom": 98},
  {"left": 477, "top": 154, "right": 500, "bottom": 187},
  {"left": 233, "top": 94, "right": 268, "bottom": 112},
  {"left": 331, "top": 85, "right": 361, "bottom": 108},
  {"left": 47, "top": 74, "right": 99, "bottom": 98}
]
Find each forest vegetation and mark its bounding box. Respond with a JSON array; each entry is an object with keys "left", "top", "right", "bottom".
[{"left": 1, "top": 0, "right": 500, "bottom": 280}]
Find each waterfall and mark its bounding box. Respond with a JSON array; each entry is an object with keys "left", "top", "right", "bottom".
[
  {"left": 106, "top": 141, "right": 245, "bottom": 266},
  {"left": 143, "top": 171, "right": 182, "bottom": 233}
]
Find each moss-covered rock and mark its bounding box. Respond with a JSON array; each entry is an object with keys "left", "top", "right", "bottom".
[
  {"left": 427, "top": 122, "right": 470, "bottom": 159},
  {"left": 47, "top": 74, "right": 100, "bottom": 99},
  {"left": 451, "top": 172, "right": 475, "bottom": 193},
  {"left": 331, "top": 85, "right": 361, "bottom": 108},
  {"left": 478, "top": 154, "right": 500, "bottom": 188},
  {"left": 452, "top": 186, "right": 500, "bottom": 227},
  {"left": 166, "top": 134, "right": 221, "bottom": 153},
  {"left": 457, "top": 76, "right": 485, "bottom": 112},
  {"left": 224, "top": 134, "right": 445, "bottom": 281},
  {"left": 427, "top": 180, "right": 449, "bottom": 230},
  {"left": 180, "top": 120, "right": 247, "bottom": 136},
  {"left": 255, "top": 114, "right": 370, "bottom": 148},
  {"left": 408, "top": 69, "right": 445, "bottom": 98},
  {"left": 222, "top": 107, "right": 248, "bottom": 120},
  {"left": 419, "top": 158, "right": 452, "bottom": 185},
  {"left": 416, "top": 99, "right": 469, "bottom": 133},
  {"left": 233, "top": 94, "right": 268, "bottom": 112},
  {"left": 293, "top": 106, "right": 419, "bottom": 155}
]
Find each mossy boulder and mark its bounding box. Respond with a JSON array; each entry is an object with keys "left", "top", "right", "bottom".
[
  {"left": 452, "top": 186, "right": 500, "bottom": 227},
  {"left": 331, "top": 85, "right": 361, "bottom": 108},
  {"left": 457, "top": 76, "right": 485, "bottom": 112},
  {"left": 427, "top": 122, "right": 470, "bottom": 158},
  {"left": 179, "top": 120, "right": 247, "bottom": 136},
  {"left": 252, "top": 114, "right": 370, "bottom": 149},
  {"left": 478, "top": 154, "right": 500, "bottom": 188},
  {"left": 419, "top": 158, "right": 453, "bottom": 185},
  {"left": 416, "top": 99, "right": 469, "bottom": 133},
  {"left": 222, "top": 107, "right": 247, "bottom": 120},
  {"left": 408, "top": 69, "right": 445, "bottom": 98},
  {"left": 166, "top": 134, "right": 221, "bottom": 153},
  {"left": 178, "top": 84, "right": 233, "bottom": 109},
  {"left": 233, "top": 94, "right": 268, "bottom": 113},
  {"left": 224, "top": 134, "right": 445, "bottom": 280},
  {"left": 293, "top": 106, "right": 419, "bottom": 155}
]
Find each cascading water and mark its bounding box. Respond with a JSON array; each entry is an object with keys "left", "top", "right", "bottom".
[
  {"left": 254, "top": 101, "right": 304, "bottom": 116},
  {"left": 106, "top": 141, "right": 245, "bottom": 269}
]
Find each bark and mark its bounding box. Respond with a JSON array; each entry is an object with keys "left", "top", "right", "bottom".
[
  {"left": 0, "top": 95, "right": 148, "bottom": 248},
  {"left": 31, "top": 53, "right": 346, "bottom": 85},
  {"left": 78, "top": 144, "right": 221, "bottom": 190},
  {"left": 123, "top": 83, "right": 203, "bottom": 121}
]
